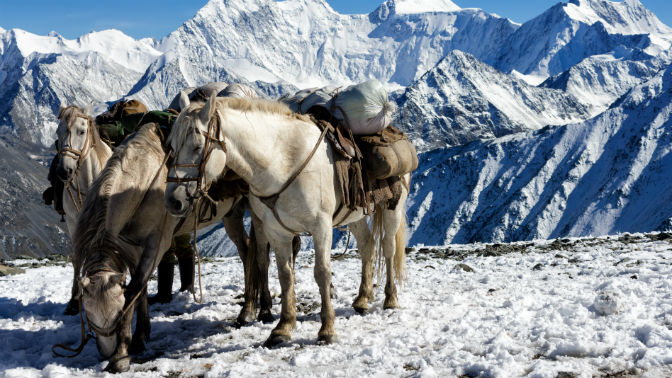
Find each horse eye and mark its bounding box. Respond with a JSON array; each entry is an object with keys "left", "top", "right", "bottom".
[
  {"left": 192, "top": 146, "right": 201, "bottom": 153},
  {"left": 78, "top": 130, "right": 85, "bottom": 136}
]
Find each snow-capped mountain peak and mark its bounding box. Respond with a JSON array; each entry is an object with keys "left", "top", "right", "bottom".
[
  {"left": 6, "top": 28, "right": 161, "bottom": 73},
  {"left": 564, "top": 0, "right": 672, "bottom": 37},
  {"left": 388, "top": 0, "right": 461, "bottom": 14}
]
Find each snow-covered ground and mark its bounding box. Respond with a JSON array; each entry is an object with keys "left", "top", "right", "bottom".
[{"left": 1, "top": 233, "right": 672, "bottom": 377}]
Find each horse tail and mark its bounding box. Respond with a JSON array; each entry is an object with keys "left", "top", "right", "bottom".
[
  {"left": 372, "top": 203, "right": 407, "bottom": 287},
  {"left": 394, "top": 214, "right": 407, "bottom": 286},
  {"left": 373, "top": 206, "right": 385, "bottom": 286}
]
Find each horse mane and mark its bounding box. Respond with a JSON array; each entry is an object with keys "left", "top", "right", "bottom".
[
  {"left": 73, "top": 124, "right": 163, "bottom": 277},
  {"left": 58, "top": 104, "right": 110, "bottom": 167},
  {"left": 167, "top": 97, "right": 312, "bottom": 149}
]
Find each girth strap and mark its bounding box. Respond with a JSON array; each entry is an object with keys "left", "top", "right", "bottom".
[{"left": 256, "top": 123, "right": 331, "bottom": 234}]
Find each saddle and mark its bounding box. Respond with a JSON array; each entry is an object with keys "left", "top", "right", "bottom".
[{"left": 311, "top": 113, "right": 404, "bottom": 214}]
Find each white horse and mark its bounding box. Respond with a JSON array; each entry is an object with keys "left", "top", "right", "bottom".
[
  {"left": 55, "top": 105, "right": 114, "bottom": 314},
  {"left": 165, "top": 94, "right": 408, "bottom": 346}
]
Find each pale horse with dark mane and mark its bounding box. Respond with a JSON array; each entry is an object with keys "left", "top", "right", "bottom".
[
  {"left": 72, "top": 122, "right": 269, "bottom": 373},
  {"left": 53, "top": 105, "right": 113, "bottom": 315},
  {"left": 165, "top": 94, "right": 409, "bottom": 346}
]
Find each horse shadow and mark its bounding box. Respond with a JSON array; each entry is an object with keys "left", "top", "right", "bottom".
[{"left": 0, "top": 296, "right": 245, "bottom": 372}]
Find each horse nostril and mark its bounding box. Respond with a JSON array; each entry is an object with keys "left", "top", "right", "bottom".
[
  {"left": 66, "top": 167, "right": 74, "bottom": 176},
  {"left": 170, "top": 198, "right": 183, "bottom": 212}
]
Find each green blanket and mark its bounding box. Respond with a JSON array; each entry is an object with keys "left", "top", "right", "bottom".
[{"left": 98, "top": 111, "right": 177, "bottom": 146}]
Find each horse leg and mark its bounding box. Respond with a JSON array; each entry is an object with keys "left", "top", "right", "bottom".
[
  {"left": 313, "top": 223, "right": 337, "bottom": 344},
  {"left": 175, "top": 234, "right": 194, "bottom": 293},
  {"left": 222, "top": 205, "right": 257, "bottom": 326},
  {"left": 349, "top": 218, "right": 376, "bottom": 314},
  {"left": 104, "top": 306, "right": 134, "bottom": 373},
  {"left": 130, "top": 287, "right": 150, "bottom": 354},
  {"left": 148, "top": 254, "right": 174, "bottom": 304},
  {"left": 64, "top": 251, "right": 80, "bottom": 315},
  {"left": 381, "top": 201, "right": 407, "bottom": 310},
  {"left": 264, "top": 237, "right": 296, "bottom": 347},
  {"left": 250, "top": 212, "right": 275, "bottom": 323}
]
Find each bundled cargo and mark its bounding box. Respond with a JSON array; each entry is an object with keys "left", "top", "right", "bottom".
[
  {"left": 217, "top": 83, "right": 260, "bottom": 99},
  {"left": 358, "top": 126, "right": 418, "bottom": 180},
  {"left": 280, "top": 80, "right": 396, "bottom": 135}
]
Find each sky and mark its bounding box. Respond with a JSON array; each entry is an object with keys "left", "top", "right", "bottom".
[{"left": 0, "top": 0, "right": 670, "bottom": 40}]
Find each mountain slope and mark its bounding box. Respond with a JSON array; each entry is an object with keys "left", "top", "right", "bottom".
[
  {"left": 0, "top": 29, "right": 161, "bottom": 146},
  {"left": 396, "top": 50, "right": 595, "bottom": 151},
  {"left": 492, "top": 0, "right": 672, "bottom": 82},
  {"left": 406, "top": 63, "right": 672, "bottom": 245},
  {"left": 129, "top": 0, "right": 518, "bottom": 108}
]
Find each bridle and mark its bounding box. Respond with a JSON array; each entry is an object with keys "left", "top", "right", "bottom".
[
  {"left": 166, "top": 111, "right": 228, "bottom": 304},
  {"left": 57, "top": 112, "right": 96, "bottom": 212},
  {"left": 167, "top": 111, "right": 227, "bottom": 210},
  {"left": 58, "top": 112, "right": 96, "bottom": 170}
]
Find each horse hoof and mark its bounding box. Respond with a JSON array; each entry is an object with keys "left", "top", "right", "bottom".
[
  {"left": 148, "top": 294, "right": 172, "bottom": 305},
  {"left": 235, "top": 311, "right": 255, "bottom": 328},
  {"left": 129, "top": 337, "right": 146, "bottom": 355},
  {"left": 317, "top": 334, "right": 338, "bottom": 345},
  {"left": 63, "top": 299, "right": 79, "bottom": 316},
  {"left": 257, "top": 310, "right": 275, "bottom": 324},
  {"left": 263, "top": 334, "right": 290, "bottom": 348},
  {"left": 179, "top": 285, "right": 194, "bottom": 293},
  {"left": 104, "top": 355, "right": 130, "bottom": 373},
  {"left": 353, "top": 305, "right": 368, "bottom": 315},
  {"left": 383, "top": 300, "right": 399, "bottom": 310}
]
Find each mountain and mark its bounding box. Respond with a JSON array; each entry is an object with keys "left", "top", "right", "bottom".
[
  {"left": 395, "top": 50, "right": 596, "bottom": 151},
  {"left": 2, "top": 0, "right": 672, "bottom": 258},
  {"left": 492, "top": 0, "right": 672, "bottom": 82},
  {"left": 540, "top": 53, "right": 668, "bottom": 109},
  {"left": 128, "top": 0, "right": 519, "bottom": 108},
  {"left": 406, "top": 63, "right": 672, "bottom": 245},
  {"left": 0, "top": 29, "right": 161, "bottom": 146},
  {"left": 0, "top": 136, "right": 67, "bottom": 259}
]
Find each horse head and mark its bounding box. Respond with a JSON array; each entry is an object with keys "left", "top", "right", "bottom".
[
  {"left": 79, "top": 270, "right": 125, "bottom": 358},
  {"left": 165, "top": 92, "right": 227, "bottom": 217},
  {"left": 56, "top": 104, "right": 95, "bottom": 182}
]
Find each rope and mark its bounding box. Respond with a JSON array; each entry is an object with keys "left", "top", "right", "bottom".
[{"left": 52, "top": 295, "right": 93, "bottom": 358}]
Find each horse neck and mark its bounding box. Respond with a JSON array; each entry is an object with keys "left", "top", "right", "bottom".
[
  {"left": 218, "top": 109, "right": 320, "bottom": 195},
  {"left": 77, "top": 141, "right": 112, "bottom": 190}
]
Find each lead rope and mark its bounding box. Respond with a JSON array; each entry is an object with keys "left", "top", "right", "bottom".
[
  {"left": 52, "top": 293, "right": 93, "bottom": 358},
  {"left": 191, "top": 201, "right": 204, "bottom": 304}
]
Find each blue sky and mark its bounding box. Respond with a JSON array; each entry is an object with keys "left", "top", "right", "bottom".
[{"left": 0, "top": 0, "right": 670, "bottom": 40}]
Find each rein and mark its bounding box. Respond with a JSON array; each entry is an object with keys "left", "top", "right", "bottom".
[
  {"left": 58, "top": 113, "right": 96, "bottom": 213},
  {"left": 167, "top": 114, "right": 226, "bottom": 304},
  {"left": 254, "top": 124, "right": 330, "bottom": 234}
]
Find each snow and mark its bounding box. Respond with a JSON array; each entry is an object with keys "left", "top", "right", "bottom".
[
  {"left": 1, "top": 234, "right": 672, "bottom": 377},
  {"left": 391, "top": 0, "right": 461, "bottom": 15},
  {"left": 9, "top": 28, "right": 161, "bottom": 73}
]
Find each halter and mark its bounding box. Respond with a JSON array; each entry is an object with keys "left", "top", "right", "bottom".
[
  {"left": 58, "top": 112, "right": 96, "bottom": 169},
  {"left": 167, "top": 111, "right": 227, "bottom": 210},
  {"left": 57, "top": 111, "right": 96, "bottom": 212}
]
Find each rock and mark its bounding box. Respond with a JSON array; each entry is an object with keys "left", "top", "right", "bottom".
[
  {"left": 0, "top": 264, "right": 25, "bottom": 276},
  {"left": 453, "top": 263, "right": 474, "bottom": 273},
  {"left": 593, "top": 290, "right": 621, "bottom": 316}
]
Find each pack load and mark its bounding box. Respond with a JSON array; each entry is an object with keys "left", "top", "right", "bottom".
[
  {"left": 95, "top": 99, "right": 176, "bottom": 146},
  {"left": 281, "top": 80, "right": 416, "bottom": 181},
  {"left": 357, "top": 126, "right": 418, "bottom": 180},
  {"left": 281, "top": 79, "right": 396, "bottom": 136},
  {"left": 218, "top": 83, "right": 260, "bottom": 99},
  {"left": 167, "top": 82, "right": 229, "bottom": 111}
]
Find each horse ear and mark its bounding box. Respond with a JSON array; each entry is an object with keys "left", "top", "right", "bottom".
[
  {"left": 84, "top": 102, "right": 94, "bottom": 116},
  {"left": 200, "top": 93, "right": 217, "bottom": 124},
  {"left": 178, "top": 90, "right": 190, "bottom": 111},
  {"left": 80, "top": 276, "right": 91, "bottom": 290},
  {"left": 109, "top": 273, "right": 125, "bottom": 286}
]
